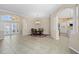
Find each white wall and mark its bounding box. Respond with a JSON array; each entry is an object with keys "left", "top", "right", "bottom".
[
  {"left": 69, "top": 5, "right": 79, "bottom": 53},
  {"left": 22, "top": 16, "right": 50, "bottom": 36}
]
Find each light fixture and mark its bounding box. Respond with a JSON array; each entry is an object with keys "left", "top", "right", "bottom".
[{"left": 35, "top": 20, "right": 40, "bottom": 24}]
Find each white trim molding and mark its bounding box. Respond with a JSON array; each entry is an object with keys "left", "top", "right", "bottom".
[{"left": 69, "top": 47, "right": 79, "bottom": 54}]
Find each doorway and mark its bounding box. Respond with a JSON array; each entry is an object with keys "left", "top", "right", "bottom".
[
  {"left": 3, "top": 22, "right": 20, "bottom": 36},
  {"left": 0, "top": 15, "right": 21, "bottom": 39}
]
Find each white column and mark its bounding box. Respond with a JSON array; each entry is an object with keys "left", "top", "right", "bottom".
[
  {"left": 73, "top": 6, "right": 79, "bottom": 33},
  {"left": 50, "top": 16, "right": 59, "bottom": 40},
  {"left": 55, "top": 16, "right": 59, "bottom": 40}
]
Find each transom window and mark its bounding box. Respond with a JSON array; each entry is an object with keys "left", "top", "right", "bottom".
[{"left": 1, "top": 15, "right": 12, "bottom": 21}]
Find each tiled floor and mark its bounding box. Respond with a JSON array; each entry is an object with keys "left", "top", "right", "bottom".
[{"left": 0, "top": 35, "right": 75, "bottom": 54}]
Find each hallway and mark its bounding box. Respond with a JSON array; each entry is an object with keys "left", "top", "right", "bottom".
[
  {"left": 0, "top": 4, "right": 78, "bottom": 54},
  {"left": 0, "top": 35, "right": 75, "bottom": 54}
]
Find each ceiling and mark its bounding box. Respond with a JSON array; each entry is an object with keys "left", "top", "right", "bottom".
[{"left": 0, "top": 4, "right": 62, "bottom": 18}]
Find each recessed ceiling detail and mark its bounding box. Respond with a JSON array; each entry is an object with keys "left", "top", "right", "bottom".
[{"left": 0, "top": 4, "right": 62, "bottom": 18}]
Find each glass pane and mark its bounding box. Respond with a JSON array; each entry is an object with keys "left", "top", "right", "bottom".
[
  {"left": 11, "top": 23, "right": 16, "bottom": 34},
  {"left": 1, "top": 16, "right": 12, "bottom": 21},
  {"left": 4, "top": 23, "right": 11, "bottom": 35},
  {"left": 11, "top": 23, "right": 19, "bottom": 34}
]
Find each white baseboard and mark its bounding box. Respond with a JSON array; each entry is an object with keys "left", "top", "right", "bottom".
[{"left": 69, "top": 47, "right": 79, "bottom": 54}]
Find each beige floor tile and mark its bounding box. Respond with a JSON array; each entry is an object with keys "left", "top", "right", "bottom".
[{"left": 0, "top": 35, "right": 76, "bottom": 54}]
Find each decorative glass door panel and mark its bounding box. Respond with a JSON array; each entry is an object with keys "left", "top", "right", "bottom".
[
  {"left": 3, "top": 22, "right": 11, "bottom": 35},
  {"left": 0, "top": 15, "right": 20, "bottom": 36},
  {"left": 11, "top": 23, "right": 20, "bottom": 35},
  {"left": 3, "top": 22, "right": 20, "bottom": 35}
]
